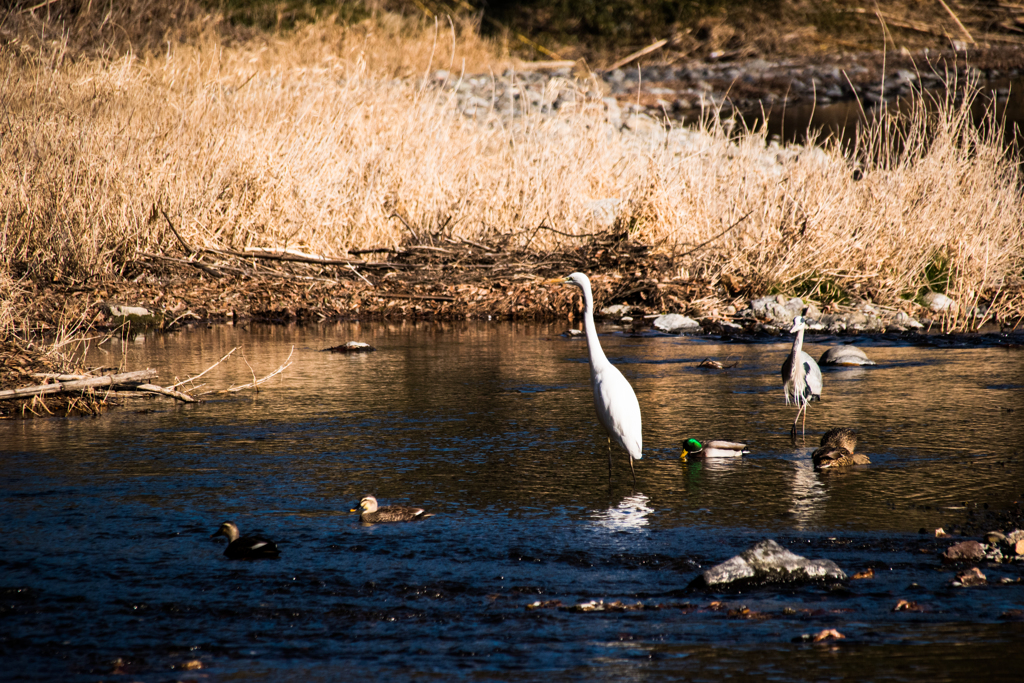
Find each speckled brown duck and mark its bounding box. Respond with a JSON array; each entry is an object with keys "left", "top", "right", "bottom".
[
  {"left": 353, "top": 496, "right": 433, "bottom": 523},
  {"left": 211, "top": 521, "right": 281, "bottom": 559},
  {"left": 812, "top": 427, "right": 871, "bottom": 469}
]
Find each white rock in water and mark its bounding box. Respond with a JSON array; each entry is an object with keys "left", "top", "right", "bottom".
[
  {"left": 107, "top": 304, "right": 153, "bottom": 317},
  {"left": 923, "top": 291, "right": 955, "bottom": 312},
  {"left": 700, "top": 539, "right": 847, "bottom": 588},
  {"left": 653, "top": 313, "right": 700, "bottom": 333},
  {"left": 818, "top": 345, "right": 876, "bottom": 366},
  {"left": 601, "top": 304, "right": 631, "bottom": 317}
]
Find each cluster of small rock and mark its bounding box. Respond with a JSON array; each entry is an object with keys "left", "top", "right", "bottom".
[
  {"left": 600, "top": 293, "right": 944, "bottom": 337},
  {"left": 941, "top": 529, "right": 1024, "bottom": 587},
  {"left": 434, "top": 56, "right": 1016, "bottom": 131}
]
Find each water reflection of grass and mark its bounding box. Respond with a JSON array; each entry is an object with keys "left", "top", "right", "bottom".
[{"left": 1, "top": 1, "right": 1022, "bottom": 337}]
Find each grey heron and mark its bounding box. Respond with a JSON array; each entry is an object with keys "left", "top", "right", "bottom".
[{"left": 781, "top": 315, "right": 822, "bottom": 439}]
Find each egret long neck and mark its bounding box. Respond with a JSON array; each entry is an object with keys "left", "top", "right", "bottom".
[{"left": 580, "top": 284, "right": 611, "bottom": 372}]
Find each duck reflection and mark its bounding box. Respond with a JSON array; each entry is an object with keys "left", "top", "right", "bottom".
[{"left": 591, "top": 492, "right": 653, "bottom": 531}]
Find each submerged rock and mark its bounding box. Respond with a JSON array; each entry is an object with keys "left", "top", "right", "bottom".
[
  {"left": 818, "top": 345, "right": 876, "bottom": 366},
  {"left": 325, "top": 341, "right": 376, "bottom": 353},
  {"left": 653, "top": 313, "right": 700, "bottom": 333},
  {"left": 692, "top": 539, "right": 846, "bottom": 590}
]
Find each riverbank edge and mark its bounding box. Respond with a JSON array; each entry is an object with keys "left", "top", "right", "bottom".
[{"left": 4, "top": 255, "right": 1023, "bottom": 419}]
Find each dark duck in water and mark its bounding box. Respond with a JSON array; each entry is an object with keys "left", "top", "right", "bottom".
[{"left": 211, "top": 521, "right": 281, "bottom": 559}]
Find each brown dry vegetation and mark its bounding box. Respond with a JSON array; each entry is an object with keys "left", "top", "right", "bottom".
[{"left": 1, "top": 0, "right": 1023, "bottom": 353}]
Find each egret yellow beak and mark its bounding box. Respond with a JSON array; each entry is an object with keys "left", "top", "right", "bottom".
[{"left": 544, "top": 276, "right": 567, "bottom": 286}]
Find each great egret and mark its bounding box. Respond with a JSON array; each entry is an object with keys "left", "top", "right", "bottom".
[
  {"left": 680, "top": 438, "right": 750, "bottom": 459},
  {"left": 811, "top": 427, "right": 870, "bottom": 469},
  {"left": 211, "top": 522, "right": 280, "bottom": 559},
  {"left": 548, "top": 272, "right": 642, "bottom": 486},
  {"left": 818, "top": 345, "right": 875, "bottom": 366},
  {"left": 353, "top": 495, "right": 433, "bottom": 523},
  {"left": 781, "top": 315, "right": 822, "bottom": 439}
]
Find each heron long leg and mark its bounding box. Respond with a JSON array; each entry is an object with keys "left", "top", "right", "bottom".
[{"left": 791, "top": 404, "right": 804, "bottom": 442}]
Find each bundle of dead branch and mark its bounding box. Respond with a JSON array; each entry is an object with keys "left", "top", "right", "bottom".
[{"left": 0, "top": 340, "right": 295, "bottom": 418}]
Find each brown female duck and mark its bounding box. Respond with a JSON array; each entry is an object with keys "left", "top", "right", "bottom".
[{"left": 812, "top": 427, "right": 871, "bottom": 469}]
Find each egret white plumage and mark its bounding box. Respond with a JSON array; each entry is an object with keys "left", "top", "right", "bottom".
[
  {"left": 781, "top": 315, "right": 822, "bottom": 439},
  {"left": 548, "top": 272, "right": 643, "bottom": 485}
]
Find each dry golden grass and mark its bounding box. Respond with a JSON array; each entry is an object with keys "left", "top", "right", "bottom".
[{"left": 1, "top": 6, "right": 1022, "bottom": 332}]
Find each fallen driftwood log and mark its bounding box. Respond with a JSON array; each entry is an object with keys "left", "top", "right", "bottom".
[
  {"left": 0, "top": 369, "right": 159, "bottom": 401},
  {"left": 135, "top": 383, "right": 201, "bottom": 403}
]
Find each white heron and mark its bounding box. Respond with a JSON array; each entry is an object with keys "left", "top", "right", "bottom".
[
  {"left": 781, "top": 315, "right": 822, "bottom": 439},
  {"left": 549, "top": 272, "right": 642, "bottom": 485}
]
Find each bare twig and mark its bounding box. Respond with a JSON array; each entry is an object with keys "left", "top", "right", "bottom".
[
  {"left": 212, "top": 346, "right": 295, "bottom": 394},
  {"left": 936, "top": 0, "right": 976, "bottom": 43},
  {"left": 388, "top": 212, "right": 421, "bottom": 243},
  {"left": 161, "top": 208, "right": 198, "bottom": 256},
  {"left": 136, "top": 384, "right": 200, "bottom": 403},
  {"left": 607, "top": 38, "right": 670, "bottom": 72},
  {"left": 372, "top": 292, "right": 456, "bottom": 302},
  {"left": 167, "top": 347, "right": 239, "bottom": 389},
  {"left": 677, "top": 211, "right": 754, "bottom": 258}
]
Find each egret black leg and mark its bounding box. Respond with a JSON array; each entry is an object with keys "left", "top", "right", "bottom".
[{"left": 607, "top": 437, "right": 613, "bottom": 484}]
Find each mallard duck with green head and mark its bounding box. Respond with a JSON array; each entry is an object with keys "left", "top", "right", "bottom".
[
  {"left": 681, "top": 438, "right": 750, "bottom": 459},
  {"left": 353, "top": 495, "right": 433, "bottom": 523},
  {"left": 812, "top": 427, "right": 871, "bottom": 469},
  {"left": 211, "top": 521, "right": 281, "bottom": 559}
]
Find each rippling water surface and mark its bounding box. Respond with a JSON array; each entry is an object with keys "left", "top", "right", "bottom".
[{"left": 3, "top": 322, "right": 1023, "bottom": 681}]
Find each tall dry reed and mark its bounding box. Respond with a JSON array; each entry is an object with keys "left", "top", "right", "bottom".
[{"left": 1, "top": 9, "right": 1022, "bottom": 331}]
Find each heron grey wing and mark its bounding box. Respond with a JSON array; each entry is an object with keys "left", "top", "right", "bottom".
[
  {"left": 780, "top": 353, "right": 794, "bottom": 383},
  {"left": 800, "top": 351, "right": 823, "bottom": 399}
]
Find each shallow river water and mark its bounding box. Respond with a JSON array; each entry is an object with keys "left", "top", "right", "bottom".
[{"left": 2, "top": 322, "right": 1023, "bottom": 681}]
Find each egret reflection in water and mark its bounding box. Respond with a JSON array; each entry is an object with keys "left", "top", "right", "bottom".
[{"left": 591, "top": 492, "right": 654, "bottom": 531}]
